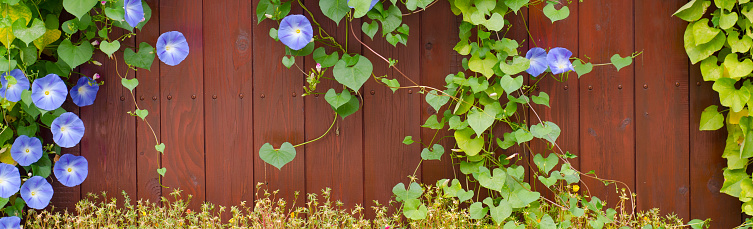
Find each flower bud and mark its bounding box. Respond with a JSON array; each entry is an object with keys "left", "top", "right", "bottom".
[
  {"left": 93, "top": 73, "right": 101, "bottom": 80},
  {"left": 92, "top": 61, "right": 102, "bottom": 66},
  {"left": 265, "top": 14, "right": 273, "bottom": 19},
  {"left": 27, "top": 172, "right": 31, "bottom": 177},
  {"left": 489, "top": 92, "right": 497, "bottom": 97},
  {"left": 315, "top": 63, "right": 321, "bottom": 72},
  {"left": 505, "top": 153, "right": 518, "bottom": 160},
  {"left": 101, "top": 0, "right": 106, "bottom": 5},
  {"left": 91, "top": 40, "right": 99, "bottom": 46}
]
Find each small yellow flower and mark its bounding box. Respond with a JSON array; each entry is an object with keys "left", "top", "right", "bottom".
[
  {"left": 644, "top": 216, "right": 649, "bottom": 221},
  {"left": 571, "top": 185, "right": 580, "bottom": 192},
  {"left": 229, "top": 218, "right": 235, "bottom": 224}
]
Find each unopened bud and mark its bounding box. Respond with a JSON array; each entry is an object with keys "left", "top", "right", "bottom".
[
  {"left": 310, "top": 38, "right": 315, "bottom": 43},
  {"left": 93, "top": 73, "right": 101, "bottom": 80},
  {"left": 91, "top": 40, "right": 99, "bottom": 46},
  {"left": 101, "top": 0, "right": 106, "bottom": 5},
  {"left": 27, "top": 172, "right": 31, "bottom": 177},
  {"left": 92, "top": 61, "right": 102, "bottom": 66},
  {"left": 315, "top": 63, "right": 321, "bottom": 72},
  {"left": 451, "top": 148, "right": 463, "bottom": 152},
  {"left": 489, "top": 92, "right": 497, "bottom": 97},
  {"left": 265, "top": 14, "right": 273, "bottom": 19},
  {"left": 505, "top": 153, "right": 518, "bottom": 160}
]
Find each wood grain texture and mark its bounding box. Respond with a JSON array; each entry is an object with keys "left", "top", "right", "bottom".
[
  {"left": 252, "top": 0, "right": 305, "bottom": 207},
  {"left": 528, "top": 0, "right": 580, "bottom": 197},
  {"left": 578, "top": 0, "right": 635, "bottom": 209},
  {"left": 48, "top": 101, "right": 81, "bottom": 211},
  {"left": 159, "top": 0, "right": 205, "bottom": 209},
  {"left": 302, "top": 2, "right": 364, "bottom": 208},
  {"left": 362, "top": 10, "right": 421, "bottom": 216},
  {"left": 419, "top": 0, "right": 460, "bottom": 186},
  {"left": 203, "top": 0, "right": 255, "bottom": 209},
  {"left": 136, "top": 0, "right": 162, "bottom": 204},
  {"left": 634, "top": 0, "right": 690, "bottom": 219}
]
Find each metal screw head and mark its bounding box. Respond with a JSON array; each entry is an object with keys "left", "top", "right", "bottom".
[
  {"left": 120, "top": 96, "right": 125, "bottom": 101},
  {"left": 152, "top": 96, "right": 157, "bottom": 101},
  {"left": 588, "top": 85, "right": 593, "bottom": 90},
  {"left": 140, "top": 96, "right": 145, "bottom": 101},
  {"left": 618, "top": 85, "right": 623, "bottom": 89},
  {"left": 675, "top": 82, "right": 680, "bottom": 87},
  {"left": 191, "top": 95, "right": 197, "bottom": 99},
  {"left": 167, "top": 95, "right": 172, "bottom": 100},
  {"left": 564, "top": 85, "right": 569, "bottom": 90},
  {"left": 696, "top": 82, "right": 701, "bottom": 86},
  {"left": 212, "top": 95, "right": 217, "bottom": 99},
  {"left": 643, "top": 84, "right": 648, "bottom": 89},
  {"left": 425, "top": 42, "right": 432, "bottom": 50},
  {"left": 370, "top": 90, "right": 375, "bottom": 95},
  {"left": 408, "top": 89, "right": 413, "bottom": 94},
  {"left": 314, "top": 94, "right": 319, "bottom": 97},
  {"left": 292, "top": 92, "right": 297, "bottom": 97}
]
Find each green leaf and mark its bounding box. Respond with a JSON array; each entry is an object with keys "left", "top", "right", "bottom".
[
  {"left": 13, "top": 18, "right": 45, "bottom": 45},
  {"left": 281, "top": 56, "right": 294, "bottom": 68},
  {"left": 392, "top": 182, "right": 423, "bottom": 201},
  {"left": 17, "top": 123, "right": 37, "bottom": 136},
  {"left": 99, "top": 40, "right": 120, "bottom": 57},
  {"left": 425, "top": 90, "right": 449, "bottom": 112},
  {"left": 715, "top": 0, "right": 735, "bottom": 10},
  {"left": 499, "top": 56, "right": 530, "bottom": 75},
  {"left": 63, "top": 0, "right": 98, "bottom": 19},
  {"left": 381, "top": 5, "right": 402, "bottom": 35},
  {"left": 499, "top": 75, "right": 523, "bottom": 95},
  {"left": 543, "top": 4, "right": 570, "bottom": 23},
  {"left": 482, "top": 13, "right": 504, "bottom": 31},
  {"left": 135, "top": 109, "right": 148, "bottom": 120},
  {"left": 334, "top": 95, "right": 359, "bottom": 119},
  {"left": 507, "top": 188, "right": 540, "bottom": 208},
  {"left": 514, "top": 128, "right": 533, "bottom": 143},
  {"left": 467, "top": 107, "right": 496, "bottom": 136},
  {"left": 156, "top": 167, "right": 166, "bottom": 176},
  {"left": 505, "top": 0, "right": 528, "bottom": 13},
  {"left": 610, "top": 54, "right": 632, "bottom": 72},
  {"left": 319, "top": 0, "right": 349, "bottom": 24},
  {"left": 691, "top": 18, "right": 720, "bottom": 46},
  {"left": 724, "top": 53, "right": 753, "bottom": 79},
  {"left": 324, "top": 89, "right": 351, "bottom": 109},
  {"left": 484, "top": 197, "right": 512, "bottom": 225},
  {"left": 121, "top": 78, "right": 139, "bottom": 91},
  {"left": 155, "top": 143, "right": 165, "bottom": 153},
  {"left": 475, "top": 167, "right": 505, "bottom": 191},
  {"left": 333, "top": 55, "right": 372, "bottom": 92},
  {"left": 538, "top": 215, "right": 556, "bottom": 229},
  {"left": 422, "top": 114, "right": 444, "bottom": 129},
  {"left": 402, "top": 199, "right": 428, "bottom": 220},
  {"left": 33, "top": 29, "right": 61, "bottom": 51},
  {"left": 286, "top": 42, "right": 315, "bottom": 56},
  {"left": 457, "top": 189, "right": 474, "bottom": 202},
  {"left": 421, "top": 144, "right": 444, "bottom": 160},
  {"left": 402, "top": 136, "right": 414, "bottom": 145},
  {"left": 673, "top": 0, "right": 711, "bottom": 22},
  {"left": 700, "top": 56, "right": 723, "bottom": 81},
  {"left": 362, "top": 21, "right": 378, "bottom": 39},
  {"left": 538, "top": 174, "right": 557, "bottom": 187},
  {"left": 729, "top": 31, "right": 753, "bottom": 53},
  {"left": 31, "top": 154, "right": 51, "bottom": 178},
  {"left": 720, "top": 11, "right": 738, "bottom": 30},
  {"left": 721, "top": 168, "right": 747, "bottom": 197},
  {"left": 469, "top": 53, "right": 498, "bottom": 78},
  {"left": 700, "top": 105, "right": 724, "bottom": 130},
  {"left": 381, "top": 78, "right": 400, "bottom": 93},
  {"left": 687, "top": 219, "right": 707, "bottom": 229},
  {"left": 469, "top": 202, "right": 488, "bottom": 219},
  {"left": 19, "top": 43, "right": 36, "bottom": 65},
  {"left": 454, "top": 128, "right": 484, "bottom": 156},
  {"left": 105, "top": 4, "right": 125, "bottom": 21},
  {"left": 259, "top": 142, "right": 296, "bottom": 170},
  {"left": 312, "top": 47, "right": 338, "bottom": 68},
  {"left": 533, "top": 153, "right": 559, "bottom": 175},
  {"left": 684, "top": 20, "right": 725, "bottom": 64},
  {"left": 124, "top": 42, "right": 155, "bottom": 70},
  {"left": 348, "top": 0, "right": 372, "bottom": 18},
  {"left": 532, "top": 92, "right": 549, "bottom": 107},
  {"left": 572, "top": 60, "right": 593, "bottom": 78},
  {"left": 57, "top": 39, "right": 93, "bottom": 69}
]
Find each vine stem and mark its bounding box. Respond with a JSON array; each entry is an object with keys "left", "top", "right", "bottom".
[
  {"left": 113, "top": 55, "right": 160, "bottom": 147},
  {"left": 292, "top": 112, "right": 338, "bottom": 148},
  {"left": 348, "top": 22, "right": 420, "bottom": 87}
]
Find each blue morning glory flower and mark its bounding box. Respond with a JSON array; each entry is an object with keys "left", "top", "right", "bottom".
[
  {"left": 525, "top": 48, "right": 548, "bottom": 77},
  {"left": 53, "top": 154, "right": 88, "bottom": 187},
  {"left": 156, "top": 31, "right": 190, "bottom": 66},
  {"left": 51, "top": 112, "right": 85, "bottom": 148},
  {"left": 0, "top": 216, "right": 20, "bottom": 229},
  {"left": 124, "top": 0, "right": 145, "bottom": 28},
  {"left": 0, "top": 69, "right": 29, "bottom": 102},
  {"left": 31, "top": 74, "right": 68, "bottom": 111},
  {"left": 11, "top": 135, "right": 42, "bottom": 167},
  {"left": 70, "top": 77, "right": 99, "bottom": 107},
  {"left": 20, "top": 176, "right": 53, "bottom": 210},
  {"left": 348, "top": 0, "right": 379, "bottom": 10},
  {"left": 0, "top": 163, "right": 20, "bottom": 198},
  {"left": 278, "top": 15, "right": 313, "bottom": 51},
  {"left": 547, "top": 47, "right": 574, "bottom": 74}
]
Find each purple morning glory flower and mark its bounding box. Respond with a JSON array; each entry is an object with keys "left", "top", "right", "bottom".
[
  {"left": 525, "top": 48, "right": 548, "bottom": 77},
  {"left": 51, "top": 112, "right": 85, "bottom": 148},
  {"left": 11, "top": 135, "right": 42, "bottom": 167},
  {"left": 0, "top": 163, "right": 20, "bottom": 198},
  {"left": 124, "top": 0, "right": 145, "bottom": 28},
  {"left": 20, "top": 176, "right": 53, "bottom": 210},
  {"left": 53, "top": 154, "right": 88, "bottom": 187},
  {"left": 156, "top": 31, "right": 190, "bottom": 66},
  {"left": 547, "top": 47, "right": 574, "bottom": 74},
  {"left": 278, "top": 15, "right": 313, "bottom": 51},
  {"left": 0, "top": 216, "right": 20, "bottom": 229},
  {"left": 70, "top": 77, "right": 99, "bottom": 107},
  {"left": 0, "top": 69, "right": 29, "bottom": 102},
  {"left": 31, "top": 74, "right": 67, "bottom": 111},
  {"left": 348, "top": 0, "right": 379, "bottom": 10}
]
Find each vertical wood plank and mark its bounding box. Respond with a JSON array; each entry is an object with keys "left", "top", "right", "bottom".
[
  {"left": 528, "top": 0, "right": 580, "bottom": 196},
  {"left": 136, "top": 0, "right": 162, "bottom": 203},
  {"left": 79, "top": 28, "right": 137, "bottom": 203},
  {"left": 579, "top": 0, "right": 635, "bottom": 208},
  {"left": 48, "top": 101, "right": 80, "bottom": 211},
  {"left": 420, "top": 0, "right": 459, "bottom": 186},
  {"left": 689, "top": 42, "right": 743, "bottom": 228},
  {"left": 204, "top": 0, "right": 255, "bottom": 208},
  {"left": 303, "top": 3, "right": 363, "bottom": 207},
  {"left": 635, "top": 0, "right": 690, "bottom": 219},
  {"left": 363, "top": 11, "right": 421, "bottom": 215},
  {"left": 252, "top": 0, "right": 305, "bottom": 206},
  {"left": 160, "top": 0, "right": 205, "bottom": 209}
]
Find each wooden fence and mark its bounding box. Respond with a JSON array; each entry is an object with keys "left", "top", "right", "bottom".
[{"left": 47, "top": 0, "right": 742, "bottom": 227}]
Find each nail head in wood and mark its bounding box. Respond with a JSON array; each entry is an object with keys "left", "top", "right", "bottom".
[
  {"left": 258, "top": 94, "right": 263, "bottom": 99},
  {"left": 140, "top": 96, "right": 144, "bottom": 101},
  {"left": 675, "top": 82, "right": 680, "bottom": 87},
  {"left": 643, "top": 84, "right": 648, "bottom": 89},
  {"left": 370, "top": 90, "right": 375, "bottom": 95},
  {"left": 408, "top": 89, "right": 413, "bottom": 94},
  {"left": 292, "top": 92, "right": 297, "bottom": 97},
  {"left": 120, "top": 96, "right": 125, "bottom": 101},
  {"left": 192, "top": 95, "right": 196, "bottom": 99},
  {"left": 618, "top": 85, "right": 623, "bottom": 89},
  {"left": 152, "top": 96, "right": 157, "bottom": 101},
  {"left": 167, "top": 95, "right": 172, "bottom": 100},
  {"left": 588, "top": 85, "right": 593, "bottom": 90},
  {"left": 564, "top": 85, "right": 568, "bottom": 90},
  {"left": 212, "top": 95, "right": 217, "bottom": 99},
  {"left": 696, "top": 82, "right": 701, "bottom": 86}
]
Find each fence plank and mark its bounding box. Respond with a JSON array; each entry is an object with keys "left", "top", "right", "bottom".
[
  {"left": 635, "top": 0, "right": 690, "bottom": 219},
  {"left": 302, "top": 2, "right": 364, "bottom": 208},
  {"left": 48, "top": 101, "right": 81, "bottom": 211},
  {"left": 579, "top": 0, "right": 636, "bottom": 209},
  {"left": 252, "top": 0, "right": 306, "bottom": 207},
  {"left": 136, "top": 0, "right": 162, "bottom": 203},
  {"left": 362, "top": 11, "right": 422, "bottom": 216},
  {"left": 204, "top": 0, "right": 255, "bottom": 209},
  {"left": 159, "top": 0, "right": 205, "bottom": 209},
  {"left": 79, "top": 27, "right": 137, "bottom": 204}
]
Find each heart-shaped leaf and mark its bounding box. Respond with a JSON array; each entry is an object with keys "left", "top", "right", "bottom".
[
  {"left": 499, "top": 75, "right": 523, "bottom": 95},
  {"left": 121, "top": 78, "right": 139, "bottom": 91},
  {"left": 454, "top": 128, "right": 484, "bottom": 156},
  {"left": 533, "top": 153, "right": 559, "bottom": 174},
  {"left": 402, "top": 136, "right": 414, "bottom": 145},
  {"left": 381, "top": 78, "right": 400, "bottom": 93},
  {"left": 124, "top": 42, "right": 155, "bottom": 70},
  {"left": 538, "top": 175, "right": 558, "bottom": 187},
  {"left": 33, "top": 29, "right": 61, "bottom": 51},
  {"left": 468, "top": 107, "right": 496, "bottom": 136},
  {"left": 724, "top": 53, "right": 753, "bottom": 79},
  {"left": 700, "top": 56, "right": 722, "bottom": 81},
  {"left": 505, "top": 0, "right": 528, "bottom": 13},
  {"left": 392, "top": 182, "right": 423, "bottom": 201},
  {"left": 156, "top": 167, "right": 166, "bottom": 176},
  {"left": 362, "top": 21, "right": 378, "bottom": 39},
  {"left": 713, "top": 78, "right": 751, "bottom": 112},
  {"left": 135, "top": 109, "right": 148, "bottom": 120},
  {"left": 469, "top": 202, "right": 488, "bottom": 219},
  {"left": 402, "top": 199, "right": 428, "bottom": 220},
  {"left": 319, "top": 0, "right": 349, "bottom": 24},
  {"left": 684, "top": 20, "right": 726, "bottom": 64},
  {"left": 673, "top": 0, "right": 710, "bottom": 22},
  {"left": 259, "top": 142, "right": 296, "bottom": 170},
  {"left": 610, "top": 54, "right": 632, "bottom": 71},
  {"left": 691, "top": 18, "right": 720, "bottom": 46},
  {"left": 281, "top": 56, "right": 295, "bottom": 68},
  {"left": 13, "top": 18, "right": 45, "bottom": 45},
  {"left": 468, "top": 54, "right": 498, "bottom": 79},
  {"left": 63, "top": 0, "right": 98, "bottom": 19},
  {"left": 543, "top": 4, "right": 569, "bottom": 23},
  {"left": 57, "top": 39, "right": 93, "bottom": 69},
  {"left": 475, "top": 167, "right": 505, "bottom": 191},
  {"left": 572, "top": 60, "right": 593, "bottom": 78},
  {"left": 155, "top": 143, "right": 165, "bottom": 153},
  {"left": 324, "top": 88, "right": 351, "bottom": 109},
  {"left": 100, "top": 40, "right": 121, "bottom": 57},
  {"left": 420, "top": 144, "right": 444, "bottom": 160},
  {"left": 457, "top": 189, "right": 474, "bottom": 202},
  {"left": 485, "top": 197, "right": 512, "bottom": 226},
  {"left": 333, "top": 55, "right": 372, "bottom": 92},
  {"left": 425, "top": 90, "right": 449, "bottom": 112},
  {"left": 700, "top": 105, "right": 724, "bottom": 130},
  {"left": 312, "top": 47, "right": 339, "bottom": 68},
  {"left": 508, "top": 188, "right": 540, "bottom": 208},
  {"left": 499, "top": 56, "right": 530, "bottom": 75},
  {"left": 729, "top": 31, "right": 753, "bottom": 53},
  {"left": 720, "top": 11, "right": 738, "bottom": 30},
  {"left": 334, "top": 96, "right": 359, "bottom": 119},
  {"left": 532, "top": 92, "right": 549, "bottom": 107}
]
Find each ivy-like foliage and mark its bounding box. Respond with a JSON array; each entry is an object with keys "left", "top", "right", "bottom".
[
  {"left": 258, "top": 0, "right": 709, "bottom": 228},
  {"left": 676, "top": 0, "right": 753, "bottom": 216},
  {"left": 0, "top": 0, "right": 189, "bottom": 219}
]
